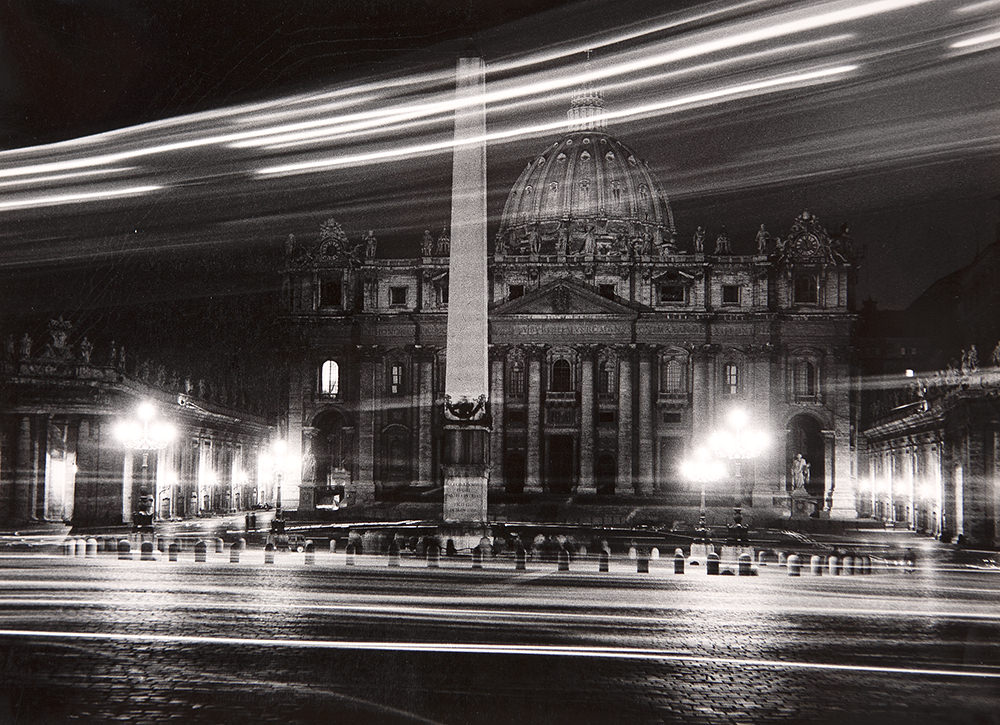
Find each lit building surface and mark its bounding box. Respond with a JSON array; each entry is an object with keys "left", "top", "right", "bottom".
[
  {"left": 281, "top": 87, "right": 860, "bottom": 523},
  {"left": 0, "top": 319, "right": 272, "bottom": 527}
]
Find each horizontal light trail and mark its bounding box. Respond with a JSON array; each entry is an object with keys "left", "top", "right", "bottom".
[
  {"left": 0, "top": 628, "right": 997, "bottom": 679},
  {"left": 1, "top": 592, "right": 1000, "bottom": 625},
  {"left": 0, "top": 185, "right": 164, "bottom": 212},
  {"left": 257, "top": 64, "right": 858, "bottom": 177},
  {"left": 0, "top": 167, "right": 136, "bottom": 189},
  {"left": 950, "top": 27, "right": 1000, "bottom": 47}
]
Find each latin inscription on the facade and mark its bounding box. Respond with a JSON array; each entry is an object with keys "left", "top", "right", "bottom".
[{"left": 503, "top": 322, "right": 626, "bottom": 339}]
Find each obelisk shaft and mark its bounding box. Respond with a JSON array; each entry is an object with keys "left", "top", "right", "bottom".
[{"left": 444, "top": 56, "right": 488, "bottom": 404}]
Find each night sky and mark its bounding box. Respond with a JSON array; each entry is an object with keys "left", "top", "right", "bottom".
[{"left": 1, "top": 0, "right": 998, "bottom": 410}]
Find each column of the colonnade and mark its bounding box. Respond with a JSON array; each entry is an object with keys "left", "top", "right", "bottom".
[
  {"left": 617, "top": 345, "right": 634, "bottom": 493},
  {"left": 525, "top": 347, "right": 543, "bottom": 493},
  {"left": 15, "top": 416, "right": 35, "bottom": 522},
  {"left": 488, "top": 347, "right": 506, "bottom": 492},
  {"left": 355, "top": 345, "right": 379, "bottom": 504},
  {"left": 691, "top": 346, "right": 712, "bottom": 438},
  {"left": 637, "top": 346, "right": 654, "bottom": 495},
  {"left": 578, "top": 346, "right": 596, "bottom": 494}
]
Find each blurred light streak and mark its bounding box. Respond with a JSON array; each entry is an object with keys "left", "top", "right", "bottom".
[
  {"left": 1, "top": 629, "right": 1000, "bottom": 679},
  {"left": 257, "top": 64, "right": 858, "bottom": 177},
  {"left": 955, "top": 0, "right": 1000, "bottom": 13},
  {"left": 949, "top": 27, "right": 1000, "bottom": 47},
  {"left": 0, "top": 167, "right": 136, "bottom": 189},
  {"left": 0, "top": 185, "right": 163, "bottom": 212}
]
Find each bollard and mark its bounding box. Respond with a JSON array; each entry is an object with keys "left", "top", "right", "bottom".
[
  {"left": 304, "top": 541, "right": 315, "bottom": 566},
  {"left": 388, "top": 539, "right": 401, "bottom": 568},
  {"left": 214, "top": 538, "right": 224, "bottom": 554},
  {"left": 557, "top": 546, "right": 570, "bottom": 572},
  {"left": 674, "top": 550, "right": 685, "bottom": 575},
  {"left": 117, "top": 539, "right": 132, "bottom": 560},
  {"left": 156, "top": 537, "right": 168, "bottom": 553},
  {"left": 140, "top": 541, "right": 155, "bottom": 561},
  {"left": 599, "top": 549, "right": 610, "bottom": 573},
  {"left": 757, "top": 550, "right": 768, "bottom": 567},
  {"left": 706, "top": 552, "right": 720, "bottom": 575},
  {"left": 810, "top": 555, "right": 824, "bottom": 576},
  {"left": 471, "top": 545, "right": 483, "bottom": 570},
  {"left": 787, "top": 553, "right": 801, "bottom": 576},
  {"left": 85, "top": 538, "right": 98, "bottom": 558},
  {"left": 230, "top": 539, "right": 244, "bottom": 563},
  {"left": 426, "top": 542, "right": 440, "bottom": 568},
  {"left": 637, "top": 552, "right": 649, "bottom": 573},
  {"left": 650, "top": 547, "right": 660, "bottom": 560},
  {"left": 514, "top": 543, "right": 527, "bottom": 571},
  {"left": 168, "top": 541, "right": 180, "bottom": 562},
  {"left": 777, "top": 551, "right": 787, "bottom": 567},
  {"left": 63, "top": 539, "right": 75, "bottom": 557},
  {"left": 345, "top": 542, "right": 356, "bottom": 566},
  {"left": 862, "top": 554, "right": 872, "bottom": 575},
  {"left": 264, "top": 542, "right": 275, "bottom": 565},
  {"left": 828, "top": 555, "right": 840, "bottom": 576},
  {"left": 75, "top": 538, "right": 87, "bottom": 557},
  {"left": 843, "top": 555, "right": 854, "bottom": 575},
  {"left": 329, "top": 540, "right": 338, "bottom": 554},
  {"left": 738, "top": 553, "right": 752, "bottom": 576},
  {"left": 628, "top": 546, "right": 637, "bottom": 560},
  {"left": 194, "top": 540, "right": 208, "bottom": 563}
]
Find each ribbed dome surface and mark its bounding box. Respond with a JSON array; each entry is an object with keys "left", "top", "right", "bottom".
[{"left": 498, "top": 130, "right": 675, "bottom": 240}]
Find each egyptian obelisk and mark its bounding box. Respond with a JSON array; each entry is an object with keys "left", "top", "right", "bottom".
[{"left": 441, "top": 55, "right": 490, "bottom": 524}]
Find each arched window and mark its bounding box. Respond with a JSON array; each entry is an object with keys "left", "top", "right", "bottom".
[
  {"left": 661, "top": 358, "right": 685, "bottom": 393},
  {"left": 320, "top": 360, "right": 339, "bottom": 395},
  {"left": 551, "top": 359, "right": 572, "bottom": 392},
  {"left": 611, "top": 182, "right": 622, "bottom": 207},
  {"left": 795, "top": 360, "right": 817, "bottom": 398},
  {"left": 509, "top": 359, "right": 525, "bottom": 397},
  {"left": 599, "top": 359, "right": 616, "bottom": 396},
  {"left": 723, "top": 363, "right": 739, "bottom": 395},
  {"left": 388, "top": 362, "right": 405, "bottom": 396}
]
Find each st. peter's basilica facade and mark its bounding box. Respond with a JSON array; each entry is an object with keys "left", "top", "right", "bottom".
[{"left": 280, "top": 87, "right": 860, "bottom": 523}]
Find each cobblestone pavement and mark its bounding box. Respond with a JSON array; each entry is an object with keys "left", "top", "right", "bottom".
[{"left": 0, "top": 551, "right": 997, "bottom": 724}]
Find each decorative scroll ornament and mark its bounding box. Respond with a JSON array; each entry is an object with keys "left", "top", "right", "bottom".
[
  {"left": 444, "top": 394, "right": 488, "bottom": 422},
  {"left": 779, "top": 210, "right": 840, "bottom": 264}
]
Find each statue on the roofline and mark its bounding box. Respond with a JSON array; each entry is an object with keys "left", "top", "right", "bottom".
[{"left": 692, "top": 225, "right": 706, "bottom": 253}]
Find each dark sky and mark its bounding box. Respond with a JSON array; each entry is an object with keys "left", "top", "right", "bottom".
[{"left": 1, "top": 0, "right": 998, "bottom": 372}]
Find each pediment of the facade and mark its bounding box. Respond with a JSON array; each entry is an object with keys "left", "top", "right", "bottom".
[{"left": 492, "top": 277, "right": 644, "bottom": 317}]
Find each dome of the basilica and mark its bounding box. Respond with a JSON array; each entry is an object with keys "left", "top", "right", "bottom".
[{"left": 496, "top": 86, "right": 675, "bottom": 256}]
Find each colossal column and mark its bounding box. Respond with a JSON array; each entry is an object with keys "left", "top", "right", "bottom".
[
  {"left": 488, "top": 346, "right": 506, "bottom": 492},
  {"left": 577, "top": 346, "right": 596, "bottom": 494},
  {"left": 14, "top": 416, "right": 34, "bottom": 523},
  {"left": 441, "top": 56, "right": 490, "bottom": 524},
  {"left": 525, "top": 347, "right": 543, "bottom": 493},
  {"left": 355, "top": 345, "right": 379, "bottom": 505},
  {"left": 637, "top": 346, "right": 654, "bottom": 495},
  {"left": 617, "top": 345, "right": 634, "bottom": 493},
  {"left": 415, "top": 346, "right": 435, "bottom": 487}
]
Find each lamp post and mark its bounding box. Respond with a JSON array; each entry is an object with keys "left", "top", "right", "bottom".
[
  {"left": 114, "top": 400, "right": 177, "bottom": 528},
  {"left": 265, "top": 439, "right": 288, "bottom": 535},
  {"left": 681, "top": 445, "right": 728, "bottom": 514}
]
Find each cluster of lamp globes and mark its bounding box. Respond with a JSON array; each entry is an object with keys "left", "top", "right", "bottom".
[
  {"left": 680, "top": 408, "right": 771, "bottom": 484},
  {"left": 113, "top": 401, "right": 177, "bottom": 451}
]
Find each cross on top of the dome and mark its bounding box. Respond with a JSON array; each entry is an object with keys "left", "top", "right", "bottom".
[{"left": 567, "top": 50, "right": 606, "bottom": 132}]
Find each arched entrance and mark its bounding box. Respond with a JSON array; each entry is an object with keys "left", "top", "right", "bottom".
[
  {"left": 595, "top": 453, "right": 616, "bottom": 495},
  {"left": 381, "top": 425, "right": 412, "bottom": 486},
  {"left": 786, "top": 414, "right": 825, "bottom": 498},
  {"left": 546, "top": 435, "right": 575, "bottom": 493},
  {"left": 504, "top": 450, "right": 525, "bottom": 494},
  {"left": 312, "top": 409, "right": 354, "bottom": 496}
]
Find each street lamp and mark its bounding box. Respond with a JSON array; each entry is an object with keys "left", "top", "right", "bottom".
[
  {"left": 706, "top": 407, "right": 770, "bottom": 507},
  {"left": 114, "top": 400, "right": 177, "bottom": 527},
  {"left": 680, "top": 445, "right": 728, "bottom": 513},
  {"left": 260, "top": 439, "right": 289, "bottom": 535}
]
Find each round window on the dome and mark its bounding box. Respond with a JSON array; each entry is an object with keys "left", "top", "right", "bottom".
[
  {"left": 549, "top": 182, "right": 558, "bottom": 192},
  {"left": 580, "top": 151, "right": 591, "bottom": 161},
  {"left": 525, "top": 185, "right": 533, "bottom": 196},
  {"left": 628, "top": 155, "right": 637, "bottom": 166},
  {"left": 557, "top": 153, "right": 567, "bottom": 161},
  {"left": 566, "top": 138, "right": 573, "bottom": 145},
  {"left": 537, "top": 157, "right": 545, "bottom": 166},
  {"left": 605, "top": 152, "right": 615, "bottom": 161},
  {"left": 583, "top": 137, "right": 590, "bottom": 144}
]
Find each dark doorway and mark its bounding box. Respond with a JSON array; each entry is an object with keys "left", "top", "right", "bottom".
[
  {"left": 313, "top": 410, "right": 353, "bottom": 489},
  {"left": 504, "top": 450, "right": 525, "bottom": 494},
  {"left": 657, "top": 437, "right": 685, "bottom": 505},
  {"left": 595, "top": 453, "right": 616, "bottom": 495},
  {"left": 787, "top": 414, "right": 825, "bottom": 497},
  {"left": 546, "top": 435, "right": 575, "bottom": 493}
]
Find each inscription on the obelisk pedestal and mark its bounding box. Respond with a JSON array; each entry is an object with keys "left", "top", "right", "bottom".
[{"left": 443, "top": 471, "right": 489, "bottom": 523}]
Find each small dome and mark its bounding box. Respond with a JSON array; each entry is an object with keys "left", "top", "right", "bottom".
[{"left": 499, "top": 130, "right": 674, "bottom": 241}]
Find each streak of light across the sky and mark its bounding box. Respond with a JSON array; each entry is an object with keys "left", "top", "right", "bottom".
[{"left": 0, "top": 186, "right": 164, "bottom": 212}]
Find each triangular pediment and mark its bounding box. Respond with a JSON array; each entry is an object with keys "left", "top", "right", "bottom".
[{"left": 492, "top": 277, "right": 647, "bottom": 316}]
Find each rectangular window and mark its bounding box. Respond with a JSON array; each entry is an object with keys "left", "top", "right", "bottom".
[
  {"left": 509, "top": 284, "right": 524, "bottom": 300},
  {"left": 507, "top": 409, "right": 526, "bottom": 424},
  {"left": 793, "top": 274, "right": 818, "bottom": 304},
  {"left": 598, "top": 410, "right": 616, "bottom": 424},
  {"left": 389, "top": 286, "right": 408, "bottom": 306},
  {"left": 661, "top": 411, "right": 682, "bottom": 424},
  {"left": 724, "top": 363, "right": 739, "bottom": 395},
  {"left": 438, "top": 284, "right": 449, "bottom": 305},
  {"left": 319, "top": 275, "right": 342, "bottom": 307},
  {"left": 658, "top": 283, "right": 685, "bottom": 303},
  {"left": 390, "top": 364, "right": 404, "bottom": 395},
  {"left": 509, "top": 363, "right": 525, "bottom": 397},
  {"left": 722, "top": 285, "right": 740, "bottom": 305},
  {"left": 599, "top": 283, "right": 616, "bottom": 299}
]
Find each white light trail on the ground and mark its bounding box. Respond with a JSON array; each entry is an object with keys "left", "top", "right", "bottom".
[
  {"left": 2, "top": 597, "right": 1000, "bottom": 624},
  {"left": 0, "top": 628, "right": 998, "bottom": 679},
  {"left": 257, "top": 64, "right": 858, "bottom": 176},
  {"left": 0, "top": 185, "right": 164, "bottom": 212}
]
